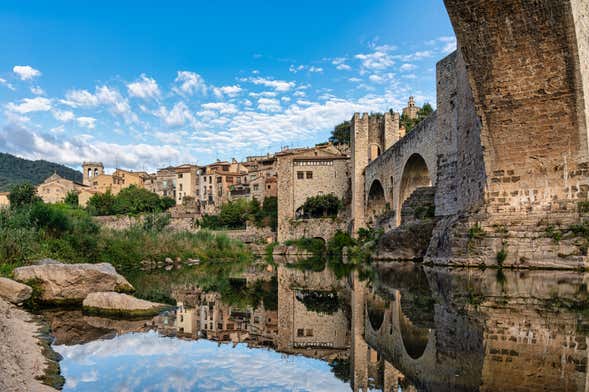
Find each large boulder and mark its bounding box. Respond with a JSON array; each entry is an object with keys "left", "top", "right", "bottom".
[
  {"left": 83, "top": 292, "right": 170, "bottom": 317},
  {"left": 0, "top": 277, "right": 32, "bottom": 304},
  {"left": 13, "top": 262, "right": 134, "bottom": 304}
]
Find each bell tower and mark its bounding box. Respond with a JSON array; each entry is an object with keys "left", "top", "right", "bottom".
[{"left": 82, "top": 162, "right": 104, "bottom": 186}]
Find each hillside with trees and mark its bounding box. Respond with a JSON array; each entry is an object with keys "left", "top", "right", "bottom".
[{"left": 0, "top": 152, "right": 83, "bottom": 191}]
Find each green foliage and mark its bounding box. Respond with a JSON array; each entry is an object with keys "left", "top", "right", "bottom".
[
  {"left": 285, "top": 237, "right": 326, "bottom": 255},
  {"left": 329, "top": 120, "right": 351, "bottom": 145},
  {"left": 0, "top": 152, "right": 82, "bottom": 192},
  {"left": 199, "top": 197, "right": 277, "bottom": 231},
  {"left": 327, "top": 231, "right": 356, "bottom": 257},
  {"left": 142, "top": 213, "right": 171, "bottom": 232},
  {"left": 64, "top": 190, "right": 79, "bottom": 207},
  {"left": 400, "top": 102, "right": 434, "bottom": 133},
  {"left": 545, "top": 225, "right": 562, "bottom": 243},
  {"left": 86, "top": 186, "right": 175, "bottom": 216},
  {"left": 496, "top": 247, "right": 508, "bottom": 266},
  {"left": 578, "top": 201, "right": 589, "bottom": 214},
  {"left": 8, "top": 182, "right": 41, "bottom": 208},
  {"left": 298, "top": 194, "right": 341, "bottom": 219},
  {"left": 468, "top": 224, "right": 486, "bottom": 240}
]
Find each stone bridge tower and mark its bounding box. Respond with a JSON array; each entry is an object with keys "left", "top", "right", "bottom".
[
  {"left": 82, "top": 162, "right": 104, "bottom": 186},
  {"left": 443, "top": 0, "right": 589, "bottom": 214},
  {"left": 350, "top": 111, "right": 400, "bottom": 234}
]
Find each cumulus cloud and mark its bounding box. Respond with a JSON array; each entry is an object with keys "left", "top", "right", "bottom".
[
  {"left": 30, "top": 86, "right": 45, "bottom": 95},
  {"left": 201, "top": 102, "right": 238, "bottom": 114},
  {"left": 52, "top": 109, "right": 75, "bottom": 122},
  {"left": 62, "top": 86, "right": 138, "bottom": 124},
  {"left": 246, "top": 77, "right": 295, "bottom": 92},
  {"left": 77, "top": 116, "right": 96, "bottom": 129},
  {"left": 13, "top": 65, "right": 41, "bottom": 80},
  {"left": 289, "top": 65, "right": 323, "bottom": 74},
  {"left": 355, "top": 49, "right": 394, "bottom": 71},
  {"left": 257, "top": 98, "right": 281, "bottom": 112},
  {"left": 173, "top": 71, "right": 206, "bottom": 96},
  {"left": 400, "top": 63, "right": 416, "bottom": 72},
  {"left": 127, "top": 74, "right": 160, "bottom": 99},
  {"left": 0, "top": 123, "right": 182, "bottom": 170},
  {"left": 155, "top": 101, "right": 195, "bottom": 127},
  {"left": 211, "top": 85, "right": 242, "bottom": 98},
  {"left": 5, "top": 97, "right": 52, "bottom": 113}
]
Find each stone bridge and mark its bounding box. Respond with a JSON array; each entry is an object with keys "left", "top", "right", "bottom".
[
  {"left": 351, "top": 266, "right": 589, "bottom": 391},
  {"left": 351, "top": 0, "right": 589, "bottom": 268},
  {"left": 363, "top": 114, "right": 438, "bottom": 228}
]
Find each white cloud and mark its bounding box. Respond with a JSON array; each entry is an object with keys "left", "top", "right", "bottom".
[
  {"left": 247, "top": 77, "right": 295, "bottom": 92},
  {"left": 0, "top": 78, "right": 15, "bottom": 91},
  {"left": 52, "top": 109, "right": 75, "bottom": 122},
  {"left": 173, "top": 71, "right": 206, "bottom": 96},
  {"left": 309, "top": 66, "right": 323, "bottom": 73},
  {"left": 13, "top": 65, "right": 41, "bottom": 81},
  {"left": 77, "top": 116, "right": 96, "bottom": 129},
  {"left": 0, "top": 123, "right": 184, "bottom": 170},
  {"left": 30, "top": 86, "right": 45, "bottom": 95},
  {"left": 127, "top": 74, "right": 160, "bottom": 99},
  {"left": 212, "top": 85, "right": 242, "bottom": 98},
  {"left": 393, "top": 51, "right": 433, "bottom": 62},
  {"left": 400, "top": 63, "right": 416, "bottom": 72},
  {"left": 201, "top": 102, "right": 238, "bottom": 114},
  {"left": 257, "top": 98, "right": 281, "bottom": 112},
  {"left": 62, "top": 86, "right": 138, "bottom": 124},
  {"left": 156, "top": 101, "right": 195, "bottom": 127},
  {"left": 5, "top": 97, "right": 52, "bottom": 113},
  {"left": 331, "top": 57, "right": 351, "bottom": 71},
  {"left": 355, "top": 50, "right": 394, "bottom": 71},
  {"left": 289, "top": 64, "right": 324, "bottom": 74}
]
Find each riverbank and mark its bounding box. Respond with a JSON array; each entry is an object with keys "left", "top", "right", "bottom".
[{"left": 0, "top": 298, "right": 58, "bottom": 392}]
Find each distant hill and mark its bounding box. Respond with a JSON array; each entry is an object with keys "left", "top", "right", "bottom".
[{"left": 0, "top": 152, "right": 83, "bottom": 192}]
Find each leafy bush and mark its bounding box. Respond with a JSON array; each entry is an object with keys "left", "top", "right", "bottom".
[
  {"left": 298, "top": 194, "right": 341, "bottom": 219},
  {"left": 64, "top": 190, "right": 79, "bottom": 207},
  {"left": 9, "top": 183, "right": 41, "bottom": 208},
  {"left": 86, "top": 186, "right": 175, "bottom": 216},
  {"left": 199, "top": 197, "right": 277, "bottom": 231}
]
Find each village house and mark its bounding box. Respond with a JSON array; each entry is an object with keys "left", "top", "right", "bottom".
[
  {"left": 276, "top": 143, "right": 350, "bottom": 242},
  {"left": 153, "top": 167, "right": 177, "bottom": 199},
  {"left": 197, "top": 159, "right": 248, "bottom": 214},
  {"left": 82, "top": 162, "right": 152, "bottom": 196},
  {"left": 173, "top": 164, "right": 199, "bottom": 205},
  {"left": 37, "top": 172, "right": 91, "bottom": 206}
]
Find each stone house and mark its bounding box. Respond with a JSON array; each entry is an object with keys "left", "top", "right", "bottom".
[
  {"left": 82, "top": 162, "right": 152, "bottom": 196},
  {"left": 198, "top": 160, "right": 248, "bottom": 214},
  {"left": 153, "top": 167, "right": 177, "bottom": 199},
  {"left": 276, "top": 144, "right": 350, "bottom": 242},
  {"left": 174, "top": 164, "right": 199, "bottom": 205},
  {"left": 37, "top": 173, "right": 90, "bottom": 205}
]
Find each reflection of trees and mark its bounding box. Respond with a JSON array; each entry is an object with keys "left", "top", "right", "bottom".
[
  {"left": 329, "top": 358, "right": 351, "bottom": 383},
  {"left": 295, "top": 290, "right": 340, "bottom": 315}
]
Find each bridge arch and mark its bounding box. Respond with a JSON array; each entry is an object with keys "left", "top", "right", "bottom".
[
  {"left": 397, "top": 153, "right": 432, "bottom": 224},
  {"left": 366, "top": 179, "right": 387, "bottom": 225}
]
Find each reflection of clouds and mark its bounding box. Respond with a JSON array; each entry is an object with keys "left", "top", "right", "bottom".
[{"left": 54, "top": 331, "right": 349, "bottom": 392}]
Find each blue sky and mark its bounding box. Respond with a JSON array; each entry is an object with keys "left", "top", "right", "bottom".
[{"left": 0, "top": 0, "right": 455, "bottom": 171}]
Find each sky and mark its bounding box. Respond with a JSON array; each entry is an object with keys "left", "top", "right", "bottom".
[
  {"left": 55, "top": 331, "right": 351, "bottom": 391},
  {"left": 0, "top": 0, "right": 455, "bottom": 172}
]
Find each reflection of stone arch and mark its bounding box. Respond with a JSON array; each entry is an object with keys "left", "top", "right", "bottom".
[
  {"left": 365, "top": 293, "right": 387, "bottom": 332},
  {"left": 367, "top": 179, "right": 386, "bottom": 223},
  {"left": 398, "top": 154, "right": 431, "bottom": 224}
]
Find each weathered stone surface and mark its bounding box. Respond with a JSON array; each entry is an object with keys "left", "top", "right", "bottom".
[
  {"left": 13, "top": 262, "right": 134, "bottom": 304},
  {"left": 83, "top": 292, "right": 169, "bottom": 317},
  {"left": 375, "top": 221, "right": 436, "bottom": 261},
  {"left": 0, "top": 277, "right": 32, "bottom": 304}
]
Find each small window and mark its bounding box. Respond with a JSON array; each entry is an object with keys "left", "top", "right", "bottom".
[
  {"left": 306, "top": 329, "right": 314, "bottom": 337},
  {"left": 178, "top": 173, "right": 183, "bottom": 178},
  {"left": 217, "top": 177, "right": 222, "bottom": 183},
  {"left": 297, "top": 329, "right": 305, "bottom": 337},
  {"left": 306, "top": 171, "right": 313, "bottom": 179},
  {"left": 267, "top": 185, "right": 271, "bottom": 189},
  {"left": 253, "top": 184, "right": 259, "bottom": 191},
  {"left": 297, "top": 171, "right": 304, "bottom": 180},
  {"left": 179, "top": 184, "right": 183, "bottom": 191}
]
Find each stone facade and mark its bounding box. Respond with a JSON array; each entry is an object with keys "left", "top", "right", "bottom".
[
  {"left": 37, "top": 173, "right": 92, "bottom": 206},
  {"left": 276, "top": 144, "right": 350, "bottom": 242},
  {"left": 174, "top": 164, "right": 198, "bottom": 205}
]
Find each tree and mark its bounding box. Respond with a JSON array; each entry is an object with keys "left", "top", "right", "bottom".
[
  {"left": 64, "top": 190, "right": 79, "bottom": 207},
  {"left": 86, "top": 190, "right": 117, "bottom": 216},
  {"left": 298, "top": 194, "right": 341, "bottom": 219},
  {"left": 418, "top": 103, "right": 434, "bottom": 120},
  {"left": 8, "top": 183, "right": 41, "bottom": 208},
  {"left": 329, "top": 121, "right": 351, "bottom": 145},
  {"left": 401, "top": 102, "right": 434, "bottom": 133}
]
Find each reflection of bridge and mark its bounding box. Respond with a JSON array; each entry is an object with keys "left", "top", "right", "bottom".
[
  {"left": 351, "top": 0, "right": 589, "bottom": 268},
  {"left": 352, "top": 266, "right": 589, "bottom": 392}
]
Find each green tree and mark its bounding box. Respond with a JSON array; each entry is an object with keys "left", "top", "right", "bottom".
[
  {"left": 64, "top": 190, "right": 79, "bottom": 208},
  {"left": 329, "top": 121, "right": 351, "bottom": 145},
  {"left": 261, "top": 197, "right": 278, "bottom": 231},
  {"left": 86, "top": 190, "right": 117, "bottom": 216},
  {"left": 299, "top": 194, "right": 341, "bottom": 219},
  {"left": 219, "top": 200, "right": 249, "bottom": 229},
  {"left": 401, "top": 102, "right": 434, "bottom": 133},
  {"left": 8, "top": 183, "right": 41, "bottom": 208}
]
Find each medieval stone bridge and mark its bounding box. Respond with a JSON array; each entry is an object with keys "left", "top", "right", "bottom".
[{"left": 351, "top": 0, "right": 589, "bottom": 268}]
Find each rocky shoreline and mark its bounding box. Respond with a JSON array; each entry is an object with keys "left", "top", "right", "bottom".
[{"left": 0, "top": 298, "right": 59, "bottom": 392}]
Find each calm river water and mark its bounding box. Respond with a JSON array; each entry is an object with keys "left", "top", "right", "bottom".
[{"left": 42, "top": 261, "right": 589, "bottom": 391}]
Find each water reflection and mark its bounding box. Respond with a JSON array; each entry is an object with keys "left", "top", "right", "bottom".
[{"left": 45, "top": 260, "right": 589, "bottom": 391}]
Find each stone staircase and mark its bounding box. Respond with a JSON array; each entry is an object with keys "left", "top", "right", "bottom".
[{"left": 401, "top": 186, "right": 436, "bottom": 225}]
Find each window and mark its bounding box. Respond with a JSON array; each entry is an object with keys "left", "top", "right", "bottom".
[
  {"left": 306, "top": 329, "right": 314, "bottom": 337},
  {"left": 297, "top": 329, "right": 305, "bottom": 337},
  {"left": 179, "top": 184, "right": 183, "bottom": 191},
  {"left": 306, "top": 171, "right": 313, "bottom": 179},
  {"left": 297, "top": 171, "right": 304, "bottom": 179},
  {"left": 253, "top": 184, "right": 259, "bottom": 191},
  {"left": 216, "top": 177, "right": 222, "bottom": 184},
  {"left": 267, "top": 185, "right": 271, "bottom": 189},
  {"left": 178, "top": 173, "right": 183, "bottom": 178}
]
